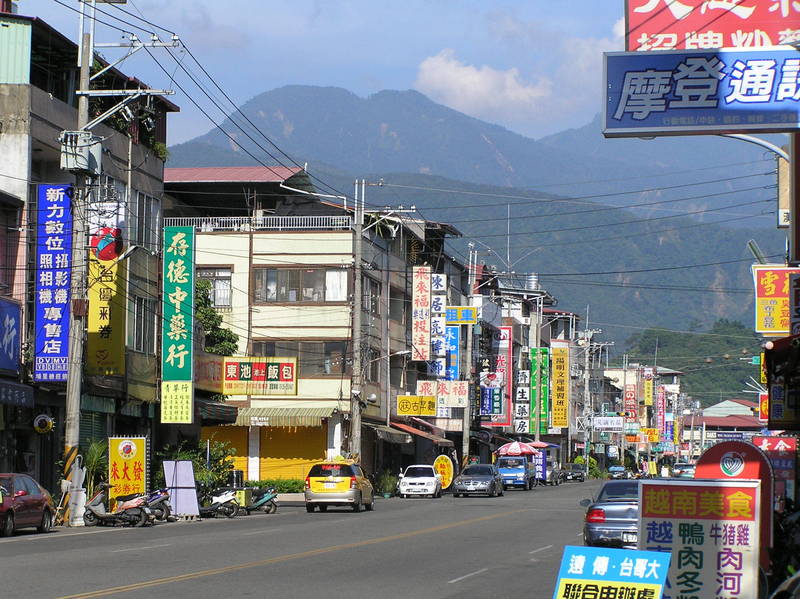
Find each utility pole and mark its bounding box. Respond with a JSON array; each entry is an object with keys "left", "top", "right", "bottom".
[
  {"left": 533, "top": 296, "right": 542, "bottom": 442},
  {"left": 583, "top": 333, "right": 592, "bottom": 479},
  {"left": 350, "top": 180, "right": 364, "bottom": 461},
  {"left": 461, "top": 247, "right": 476, "bottom": 468}
]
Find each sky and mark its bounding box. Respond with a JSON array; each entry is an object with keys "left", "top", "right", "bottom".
[{"left": 22, "top": 0, "right": 625, "bottom": 144}]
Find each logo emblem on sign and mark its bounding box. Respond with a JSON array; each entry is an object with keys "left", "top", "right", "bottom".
[
  {"left": 720, "top": 451, "right": 745, "bottom": 477},
  {"left": 118, "top": 439, "right": 137, "bottom": 460}
]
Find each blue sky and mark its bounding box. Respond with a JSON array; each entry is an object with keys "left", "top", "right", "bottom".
[{"left": 24, "top": 1, "right": 625, "bottom": 144}]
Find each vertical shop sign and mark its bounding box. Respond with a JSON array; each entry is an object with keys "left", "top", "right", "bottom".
[
  {"left": 656, "top": 385, "right": 666, "bottom": 435},
  {"left": 752, "top": 436, "right": 797, "bottom": 505},
  {"left": 87, "top": 253, "right": 126, "bottom": 375},
  {"left": 0, "top": 299, "right": 21, "bottom": 375},
  {"left": 550, "top": 342, "right": 569, "bottom": 428},
  {"left": 108, "top": 437, "right": 147, "bottom": 504},
  {"left": 539, "top": 347, "right": 550, "bottom": 434},
  {"left": 485, "top": 325, "right": 513, "bottom": 427},
  {"left": 444, "top": 325, "right": 460, "bottom": 380},
  {"left": 411, "top": 266, "right": 431, "bottom": 361},
  {"left": 513, "top": 369, "right": 530, "bottom": 433},
  {"left": 639, "top": 479, "right": 761, "bottom": 599},
  {"left": 34, "top": 184, "right": 72, "bottom": 382},
  {"left": 643, "top": 367, "right": 654, "bottom": 406},
  {"left": 753, "top": 265, "right": 800, "bottom": 337},
  {"left": 624, "top": 383, "right": 637, "bottom": 424},
  {"left": 161, "top": 226, "right": 195, "bottom": 424}
]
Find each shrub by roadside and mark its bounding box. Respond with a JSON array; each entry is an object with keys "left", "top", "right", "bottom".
[{"left": 245, "top": 479, "right": 305, "bottom": 493}]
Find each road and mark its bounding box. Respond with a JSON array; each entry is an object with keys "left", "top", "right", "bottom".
[{"left": 0, "top": 479, "right": 602, "bottom": 599}]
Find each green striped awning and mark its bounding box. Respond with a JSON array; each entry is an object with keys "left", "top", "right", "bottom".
[{"left": 234, "top": 406, "right": 333, "bottom": 427}]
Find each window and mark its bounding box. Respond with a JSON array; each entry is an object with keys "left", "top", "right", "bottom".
[
  {"left": 129, "top": 191, "right": 161, "bottom": 252},
  {"left": 129, "top": 295, "right": 157, "bottom": 354},
  {"left": 0, "top": 203, "right": 19, "bottom": 293},
  {"left": 252, "top": 340, "right": 350, "bottom": 376},
  {"left": 389, "top": 287, "right": 406, "bottom": 323},
  {"left": 198, "top": 268, "right": 232, "bottom": 308},
  {"left": 364, "top": 347, "right": 380, "bottom": 383},
  {"left": 362, "top": 276, "right": 381, "bottom": 316},
  {"left": 253, "top": 269, "right": 347, "bottom": 303}
]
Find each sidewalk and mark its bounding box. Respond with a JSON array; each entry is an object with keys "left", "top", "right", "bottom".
[{"left": 276, "top": 493, "right": 305, "bottom": 506}]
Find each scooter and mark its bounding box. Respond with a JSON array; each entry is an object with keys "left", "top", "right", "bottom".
[
  {"left": 145, "top": 488, "right": 172, "bottom": 522},
  {"left": 243, "top": 487, "right": 278, "bottom": 515},
  {"left": 198, "top": 488, "right": 238, "bottom": 518},
  {"left": 83, "top": 483, "right": 153, "bottom": 527}
]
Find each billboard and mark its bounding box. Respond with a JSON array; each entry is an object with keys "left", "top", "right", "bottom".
[
  {"left": 223, "top": 357, "right": 297, "bottom": 396},
  {"left": 86, "top": 253, "right": 126, "bottom": 376},
  {"left": 753, "top": 265, "right": 800, "bottom": 336},
  {"left": 411, "top": 266, "right": 431, "bottom": 361},
  {"left": 550, "top": 341, "right": 570, "bottom": 428},
  {"left": 625, "top": 0, "right": 800, "bottom": 51},
  {"left": 604, "top": 48, "right": 800, "bottom": 138},
  {"left": 108, "top": 437, "right": 147, "bottom": 504}
]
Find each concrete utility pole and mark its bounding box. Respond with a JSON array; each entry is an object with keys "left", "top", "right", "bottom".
[
  {"left": 350, "top": 180, "right": 364, "bottom": 461},
  {"left": 791, "top": 133, "right": 800, "bottom": 265},
  {"left": 533, "top": 296, "right": 542, "bottom": 442},
  {"left": 461, "top": 248, "right": 476, "bottom": 468}
]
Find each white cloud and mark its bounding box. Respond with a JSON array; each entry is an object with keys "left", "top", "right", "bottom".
[{"left": 414, "top": 49, "right": 552, "bottom": 124}]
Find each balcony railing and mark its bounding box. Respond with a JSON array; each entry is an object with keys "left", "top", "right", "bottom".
[{"left": 163, "top": 215, "right": 352, "bottom": 231}]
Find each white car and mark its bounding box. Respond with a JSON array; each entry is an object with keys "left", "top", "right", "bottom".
[{"left": 397, "top": 465, "right": 442, "bottom": 498}]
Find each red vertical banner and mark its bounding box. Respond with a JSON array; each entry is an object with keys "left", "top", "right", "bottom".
[
  {"left": 656, "top": 385, "right": 666, "bottom": 437},
  {"left": 411, "top": 266, "right": 431, "bottom": 361},
  {"left": 485, "top": 325, "right": 513, "bottom": 427},
  {"left": 624, "top": 383, "right": 637, "bottom": 422}
]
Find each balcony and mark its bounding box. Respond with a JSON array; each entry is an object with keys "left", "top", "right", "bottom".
[{"left": 163, "top": 215, "right": 352, "bottom": 232}]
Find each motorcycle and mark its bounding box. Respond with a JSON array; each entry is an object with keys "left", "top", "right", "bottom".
[
  {"left": 198, "top": 488, "right": 239, "bottom": 518},
  {"left": 242, "top": 486, "right": 278, "bottom": 515},
  {"left": 83, "top": 483, "right": 153, "bottom": 527},
  {"left": 145, "top": 488, "right": 172, "bottom": 522}
]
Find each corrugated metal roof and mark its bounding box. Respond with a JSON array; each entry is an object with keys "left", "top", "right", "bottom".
[
  {"left": 164, "top": 166, "right": 304, "bottom": 184},
  {"left": 697, "top": 414, "right": 761, "bottom": 429},
  {"left": 0, "top": 15, "right": 31, "bottom": 84},
  {"left": 234, "top": 406, "right": 332, "bottom": 427}
]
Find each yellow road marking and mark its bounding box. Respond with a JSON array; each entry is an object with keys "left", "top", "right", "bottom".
[{"left": 58, "top": 508, "right": 528, "bottom": 599}]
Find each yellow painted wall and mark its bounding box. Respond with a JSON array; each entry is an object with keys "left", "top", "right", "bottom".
[
  {"left": 200, "top": 426, "right": 249, "bottom": 474},
  {"left": 259, "top": 426, "right": 326, "bottom": 480}
]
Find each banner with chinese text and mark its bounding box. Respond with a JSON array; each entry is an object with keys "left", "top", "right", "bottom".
[
  {"left": 530, "top": 347, "right": 550, "bottom": 434},
  {"left": 223, "top": 356, "right": 297, "bottom": 396},
  {"left": 753, "top": 265, "right": 800, "bottom": 336},
  {"left": 87, "top": 254, "right": 126, "bottom": 375},
  {"left": 411, "top": 266, "right": 431, "bottom": 361},
  {"left": 550, "top": 342, "right": 569, "bottom": 428},
  {"left": 108, "top": 437, "right": 147, "bottom": 505},
  {"left": 396, "top": 394, "right": 436, "bottom": 417}
]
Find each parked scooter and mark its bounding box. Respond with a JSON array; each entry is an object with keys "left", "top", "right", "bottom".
[
  {"left": 242, "top": 486, "right": 278, "bottom": 515},
  {"left": 83, "top": 483, "right": 153, "bottom": 527},
  {"left": 145, "top": 488, "right": 172, "bottom": 522},
  {"left": 198, "top": 488, "right": 238, "bottom": 518}
]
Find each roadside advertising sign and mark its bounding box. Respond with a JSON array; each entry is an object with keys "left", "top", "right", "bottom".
[
  {"left": 34, "top": 184, "right": 72, "bottom": 382},
  {"left": 531, "top": 347, "right": 551, "bottom": 435},
  {"left": 445, "top": 306, "right": 477, "bottom": 325},
  {"left": 0, "top": 298, "right": 21, "bottom": 375},
  {"left": 754, "top": 266, "right": 800, "bottom": 336},
  {"left": 593, "top": 416, "right": 624, "bottom": 431},
  {"left": 639, "top": 478, "right": 761, "bottom": 599},
  {"left": 757, "top": 392, "right": 769, "bottom": 424},
  {"left": 444, "top": 325, "right": 460, "bottom": 380},
  {"left": 396, "top": 395, "right": 436, "bottom": 417},
  {"left": 430, "top": 273, "right": 447, "bottom": 366},
  {"left": 411, "top": 266, "right": 431, "bottom": 361},
  {"left": 433, "top": 454, "right": 454, "bottom": 489},
  {"left": 194, "top": 351, "right": 224, "bottom": 393},
  {"left": 108, "top": 437, "right": 147, "bottom": 505},
  {"left": 480, "top": 386, "right": 503, "bottom": 416},
  {"left": 87, "top": 251, "right": 126, "bottom": 376},
  {"left": 484, "top": 325, "right": 513, "bottom": 428},
  {"left": 513, "top": 371, "right": 530, "bottom": 433},
  {"left": 161, "top": 226, "right": 195, "bottom": 424},
  {"left": 790, "top": 273, "right": 800, "bottom": 335},
  {"left": 417, "top": 379, "right": 468, "bottom": 411},
  {"left": 625, "top": 0, "right": 800, "bottom": 51},
  {"left": 624, "top": 383, "right": 637, "bottom": 423},
  {"left": 222, "top": 356, "right": 297, "bottom": 395},
  {"left": 752, "top": 436, "right": 797, "bottom": 504},
  {"left": 550, "top": 342, "right": 569, "bottom": 428},
  {"left": 553, "top": 545, "right": 670, "bottom": 599},
  {"left": 604, "top": 49, "right": 800, "bottom": 138},
  {"left": 656, "top": 385, "right": 666, "bottom": 434},
  {"left": 641, "top": 428, "right": 659, "bottom": 443},
  {"left": 643, "top": 378, "right": 654, "bottom": 406}
]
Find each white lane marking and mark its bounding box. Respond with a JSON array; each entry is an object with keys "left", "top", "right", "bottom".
[
  {"left": 448, "top": 568, "right": 488, "bottom": 584},
  {"left": 529, "top": 544, "right": 553, "bottom": 554},
  {"left": 0, "top": 527, "right": 136, "bottom": 543},
  {"left": 241, "top": 529, "right": 280, "bottom": 536},
  {"left": 111, "top": 543, "right": 171, "bottom": 553},
  {"left": 576, "top": 532, "right": 582, "bottom": 537}
]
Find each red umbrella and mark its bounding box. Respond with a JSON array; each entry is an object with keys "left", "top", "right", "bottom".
[
  {"left": 496, "top": 441, "right": 541, "bottom": 456},
  {"left": 526, "top": 441, "right": 551, "bottom": 449}
]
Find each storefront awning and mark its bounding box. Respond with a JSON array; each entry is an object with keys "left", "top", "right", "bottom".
[
  {"left": 196, "top": 398, "right": 237, "bottom": 425},
  {"left": 390, "top": 421, "right": 454, "bottom": 447},
  {"left": 364, "top": 423, "right": 412, "bottom": 444},
  {"left": 234, "top": 406, "right": 332, "bottom": 427}
]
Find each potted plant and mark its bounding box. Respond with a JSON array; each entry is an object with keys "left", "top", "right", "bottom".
[{"left": 376, "top": 470, "right": 398, "bottom": 498}]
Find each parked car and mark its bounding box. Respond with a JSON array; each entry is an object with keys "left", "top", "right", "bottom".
[
  {"left": 581, "top": 479, "right": 640, "bottom": 550},
  {"left": 546, "top": 460, "right": 563, "bottom": 485},
  {"left": 672, "top": 463, "right": 695, "bottom": 478},
  {"left": 452, "top": 464, "right": 504, "bottom": 497},
  {"left": 304, "top": 460, "right": 375, "bottom": 513},
  {"left": 397, "top": 465, "right": 442, "bottom": 498},
  {"left": 0, "top": 473, "right": 55, "bottom": 536},
  {"left": 564, "top": 463, "right": 586, "bottom": 482},
  {"left": 608, "top": 466, "right": 630, "bottom": 479},
  {"left": 496, "top": 456, "right": 537, "bottom": 490}
]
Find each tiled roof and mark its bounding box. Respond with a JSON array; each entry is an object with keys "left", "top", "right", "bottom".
[
  {"left": 164, "top": 166, "right": 303, "bottom": 183},
  {"left": 697, "top": 414, "right": 762, "bottom": 429}
]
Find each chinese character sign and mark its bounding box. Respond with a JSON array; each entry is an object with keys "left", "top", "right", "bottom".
[
  {"left": 34, "top": 184, "right": 72, "bottom": 382},
  {"left": 553, "top": 545, "right": 670, "bottom": 599},
  {"left": 604, "top": 49, "right": 800, "bottom": 138},
  {"left": 108, "top": 437, "right": 147, "bottom": 505},
  {"left": 753, "top": 265, "right": 800, "bottom": 336},
  {"left": 624, "top": 383, "right": 637, "bottom": 423},
  {"left": 445, "top": 325, "right": 460, "bottom": 380},
  {"left": 656, "top": 386, "right": 666, "bottom": 434},
  {"left": 643, "top": 378, "right": 654, "bottom": 407},
  {"left": 487, "top": 325, "right": 513, "bottom": 427},
  {"left": 753, "top": 436, "right": 796, "bottom": 504},
  {"left": 396, "top": 395, "right": 436, "bottom": 416},
  {"left": 161, "top": 226, "right": 195, "bottom": 424},
  {"left": 0, "top": 298, "right": 20, "bottom": 375},
  {"left": 87, "top": 253, "right": 126, "bottom": 376},
  {"left": 411, "top": 266, "right": 431, "bottom": 361},
  {"left": 638, "top": 479, "right": 760, "bottom": 599},
  {"left": 550, "top": 342, "right": 569, "bottom": 428},
  {"left": 531, "top": 347, "right": 551, "bottom": 434},
  {"left": 445, "top": 306, "right": 477, "bottom": 325},
  {"left": 223, "top": 357, "right": 297, "bottom": 396},
  {"left": 626, "top": 0, "right": 800, "bottom": 51}
]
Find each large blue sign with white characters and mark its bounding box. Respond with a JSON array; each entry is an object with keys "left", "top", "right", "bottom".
[
  {"left": 34, "top": 184, "right": 72, "bottom": 382},
  {"left": 553, "top": 545, "right": 670, "bottom": 599},
  {"left": 444, "top": 325, "right": 459, "bottom": 381},
  {"left": 0, "top": 298, "right": 20, "bottom": 374},
  {"left": 604, "top": 48, "right": 800, "bottom": 137}
]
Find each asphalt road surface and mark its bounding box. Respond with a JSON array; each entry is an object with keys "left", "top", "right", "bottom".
[{"left": 0, "top": 479, "right": 602, "bottom": 599}]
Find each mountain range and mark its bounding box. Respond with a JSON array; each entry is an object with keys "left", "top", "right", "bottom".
[{"left": 167, "top": 85, "right": 786, "bottom": 347}]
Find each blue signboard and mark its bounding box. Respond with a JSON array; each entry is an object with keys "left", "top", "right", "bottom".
[
  {"left": 0, "top": 298, "right": 20, "bottom": 375},
  {"left": 480, "top": 386, "right": 502, "bottom": 415},
  {"left": 554, "top": 545, "right": 670, "bottom": 599},
  {"left": 604, "top": 48, "right": 800, "bottom": 137},
  {"left": 34, "top": 184, "right": 72, "bottom": 382},
  {"left": 445, "top": 325, "right": 460, "bottom": 380}
]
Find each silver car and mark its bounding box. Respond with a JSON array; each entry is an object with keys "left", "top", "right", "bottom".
[
  {"left": 452, "top": 464, "right": 505, "bottom": 498},
  {"left": 581, "top": 480, "right": 640, "bottom": 549}
]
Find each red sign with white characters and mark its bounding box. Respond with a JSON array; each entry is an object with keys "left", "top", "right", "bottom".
[
  {"left": 625, "top": 0, "right": 800, "bottom": 51},
  {"left": 752, "top": 436, "right": 797, "bottom": 504}
]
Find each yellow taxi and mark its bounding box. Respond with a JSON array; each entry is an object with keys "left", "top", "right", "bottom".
[{"left": 304, "top": 459, "right": 375, "bottom": 513}]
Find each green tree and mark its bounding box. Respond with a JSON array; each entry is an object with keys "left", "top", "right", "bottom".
[{"left": 195, "top": 279, "right": 239, "bottom": 355}]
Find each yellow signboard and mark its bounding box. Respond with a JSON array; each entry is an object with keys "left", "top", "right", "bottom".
[
  {"left": 161, "top": 381, "right": 193, "bottom": 424},
  {"left": 752, "top": 265, "right": 800, "bottom": 336},
  {"left": 643, "top": 378, "right": 653, "bottom": 406},
  {"left": 396, "top": 395, "right": 436, "bottom": 416},
  {"left": 550, "top": 343, "right": 569, "bottom": 428},
  {"left": 641, "top": 427, "right": 659, "bottom": 443},
  {"left": 108, "top": 437, "right": 146, "bottom": 503},
  {"left": 445, "top": 306, "right": 477, "bottom": 325},
  {"left": 433, "top": 454, "right": 454, "bottom": 489},
  {"left": 87, "top": 254, "right": 126, "bottom": 376}
]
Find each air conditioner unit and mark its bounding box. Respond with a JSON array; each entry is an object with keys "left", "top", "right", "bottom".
[{"left": 59, "top": 131, "right": 102, "bottom": 176}]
